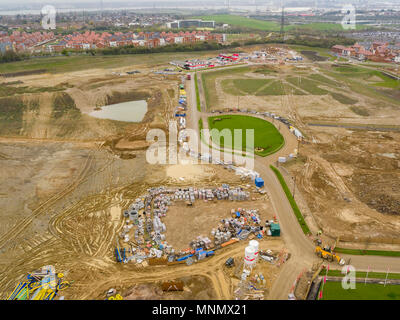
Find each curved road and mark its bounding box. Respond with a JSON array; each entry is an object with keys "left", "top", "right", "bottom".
[{"left": 186, "top": 67, "right": 400, "bottom": 299}]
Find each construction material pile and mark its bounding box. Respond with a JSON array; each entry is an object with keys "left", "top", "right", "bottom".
[
  {"left": 114, "top": 179, "right": 274, "bottom": 267},
  {"left": 116, "top": 183, "right": 271, "bottom": 265},
  {"left": 7, "top": 265, "right": 70, "bottom": 300},
  {"left": 172, "top": 185, "right": 249, "bottom": 203},
  {"left": 212, "top": 208, "right": 264, "bottom": 243}
]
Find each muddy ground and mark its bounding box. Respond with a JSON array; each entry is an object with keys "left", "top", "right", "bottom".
[
  {"left": 123, "top": 276, "right": 217, "bottom": 300},
  {"left": 283, "top": 127, "right": 400, "bottom": 245}
]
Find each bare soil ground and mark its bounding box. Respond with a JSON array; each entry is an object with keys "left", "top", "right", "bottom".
[
  {"left": 283, "top": 128, "right": 400, "bottom": 245},
  {"left": 123, "top": 276, "right": 217, "bottom": 300},
  {"left": 164, "top": 187, "right": 273, "bottom": 250}
]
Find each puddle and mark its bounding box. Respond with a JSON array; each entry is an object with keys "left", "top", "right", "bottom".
[
  {"left": 89, "top": 100, "right": 147, "bottom": 122},
  {"left": 378, "top": 153, "right": 396, "bottom": 159}
]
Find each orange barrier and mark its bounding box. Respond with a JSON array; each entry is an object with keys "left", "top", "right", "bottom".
[{"left": 221, "top": 238, "right": 239, "bottom": 248}]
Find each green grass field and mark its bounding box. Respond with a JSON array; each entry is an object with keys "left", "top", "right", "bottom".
[
  {"left": 221, "top": 78, "right": 299, "bottom": 96},
  {"left": 307, "top": 74, "right": 340, "bottom": 87},
  {"left": 194, "top": 15, "right": 282, "bottom": 31},
  {"left": 320, "top": 65, "right": 400, "bottom": 106},
  {"left": 320, "top": 269, "right": 400, "bottom": 280},
  {"left": 330, "top": 92, "right": 358, "bottom": 105},
  {"left": 270, "top": 165, "right": 311, "bottom": 235},
  {"left": 334, "top": 247, "right": 400, "bottom": 257},
  {"left": 207, "top": 115, "right": 284, "bottom": 157},
  {"left": 221, "top": 78, "right": 273, "bottom": 95},
  {"left": 256, "top": 80, "right": 286, "bottom": 96},
  {"left": 319, "top": 281, "right": 400, "bottom": 300},
  {"left": 286, "top": 77, "right": 329, "bottom": 95},
  {"left": 331, "top": 65, "right": 400, "bottom": 89},
  {"left": 201, "top": 66, "right": 251, "bottom": 109},
  {"left": 194, "top": 15, "right": 371, "bottom": 32},
  {"left": 0, "top": 50, "right": 222, "bottom": 74}
]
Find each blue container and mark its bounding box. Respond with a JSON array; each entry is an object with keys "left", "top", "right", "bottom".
[
  {"left": 206, "top": 251, "right": 215, "bottom": 257},
  {"left": 176, "top": 253, "right": 194, "bottom": 262},
  {"left": 255, "top": 177, "right": 264, "bottom": 188}
]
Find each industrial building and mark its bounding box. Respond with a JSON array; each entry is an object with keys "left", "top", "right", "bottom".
[{"left": 166, "top": 19, "right": 215, "bottom": 29}]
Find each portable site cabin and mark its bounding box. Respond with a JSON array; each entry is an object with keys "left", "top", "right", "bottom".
[
  {"left": 270, "top": 223, "right": 280, "bottom": 236},
  {"left": 255, "top": 177, "right": 264, "bottom": 188}
]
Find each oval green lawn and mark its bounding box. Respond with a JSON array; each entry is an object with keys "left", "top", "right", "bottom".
[{"left": 207, "top": 115, "right": 284, "bottom": 157}]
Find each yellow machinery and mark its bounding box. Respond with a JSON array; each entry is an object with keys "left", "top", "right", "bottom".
[
  {"left": 315, "top": 246, "right": 345, "bottom": 265},
  {"left": 107, "top": 294, "right": 123, "bottom": 300},
  {"left": 7, "top": 267, "right": 71, "bottom": 300}
]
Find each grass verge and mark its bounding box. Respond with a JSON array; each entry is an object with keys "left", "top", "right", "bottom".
[
  {"left": 194, "top": 73, "right": 201, "bottom": 112},
  {"left": 319, "top": 269, "right": 400, "bottom": 280},
  {"left": 334, "top": 247, "right": 400, "bottom": 257},
  {"left": 270, "top": 165, "right": 311, "bottom": 235}
]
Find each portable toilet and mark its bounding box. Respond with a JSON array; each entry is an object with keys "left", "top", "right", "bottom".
[
  {"left": 270, "top": 223, "right": 280, "bottom": 236},
  {"left": 255, "top": 177, "right": 264, "bottom": 188}
]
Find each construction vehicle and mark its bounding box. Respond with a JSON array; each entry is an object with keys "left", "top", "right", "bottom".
[
  {"left": 315, "top": 245, "right": 345, "bottom": 265},
  {"left": 225, "top": 257, "right": 235, "bottom": 267}
]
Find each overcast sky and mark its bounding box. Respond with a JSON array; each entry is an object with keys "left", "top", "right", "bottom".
[{"left": 0, "top": 0, "right": 399, "bottom": 8}]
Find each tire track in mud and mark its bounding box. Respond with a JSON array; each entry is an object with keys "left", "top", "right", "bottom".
[
  {"left": 0, "top": 148, "right": 124, "bottom": 298},
  {"left": 0, "top": 150, "right": 95, "bottom": 251},
  {"left": 76, "top": 242, "right": 250, "bottom": 300},
  {"left": 47, "top": 154, "right": 117, "bottom": 238}
]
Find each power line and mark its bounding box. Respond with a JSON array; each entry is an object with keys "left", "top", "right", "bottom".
[{"left": 280, "top": 6, "right": 285, "bottom": 38}]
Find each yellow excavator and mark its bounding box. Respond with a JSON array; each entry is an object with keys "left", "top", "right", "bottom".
[{"left": 315, "top": 237, "right": 345, "bottom": 265}]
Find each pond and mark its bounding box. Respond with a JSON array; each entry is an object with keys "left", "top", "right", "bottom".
[{"left": 89, "top": 100, "right": 148, "bottom": 122}]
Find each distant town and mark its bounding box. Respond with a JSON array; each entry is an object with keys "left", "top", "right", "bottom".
[
  {"left": 332, "top": 42, "right": 400, "bottom": 63},
  {"left": 0, "top": 29, "right": 226, "bottom": 54},
  {"left": 0, "top": 8, "right": 399, "bottom": 65}
]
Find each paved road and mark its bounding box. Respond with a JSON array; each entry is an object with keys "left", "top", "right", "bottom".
[{"left": 186, "top": 68, "right": 400, "bottom": 300}]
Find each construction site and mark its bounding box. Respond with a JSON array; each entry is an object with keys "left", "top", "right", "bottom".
[{"left": 1, "top": 42, "right": 400, "bottom": 301}]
